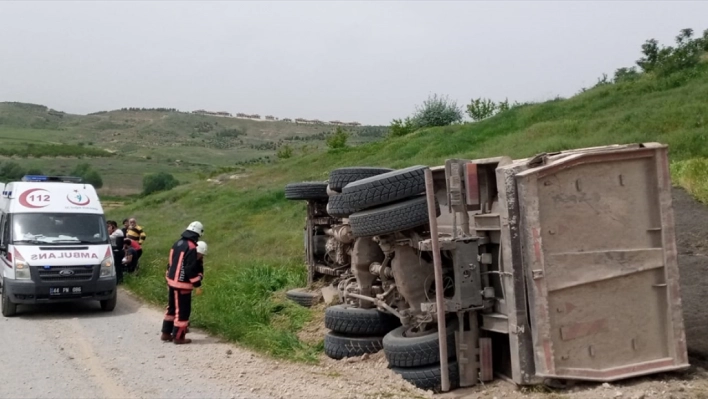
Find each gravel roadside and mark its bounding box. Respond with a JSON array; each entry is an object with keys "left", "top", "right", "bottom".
[
  {"left": 1, "top": 187, "right": 706, "bottom": 399},
  {"left": 0, "top": 288, "right": 432, "bottom": 399}
]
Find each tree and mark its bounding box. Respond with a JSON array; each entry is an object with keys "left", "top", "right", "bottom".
[
  {"left": 143, "top": 172, "right": 179, "bottom": 196},
  {"left": 326, "top": 127, "right": 349, "bottom": 150},
  {"left": 70, "top": 163, "right": 104, "bottom": 188},
  {"left": 635, "top": 27, "right": 706, "bottom": 77},
  {"left": 412, "top": 94, "right": 463, "bottom": 128},
  {"left": 636, "top": 38, "right": 661, "bottom": 73},
  {"left": 497, "top": 98, "right": 510, "bottom": 113},
  {"left": 466, "top": 98, "right": 497, "bottom": 121}
]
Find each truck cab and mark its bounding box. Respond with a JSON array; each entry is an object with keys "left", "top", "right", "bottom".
[{"left": 0, "top": 175, "right": 117, "bottom": 316}]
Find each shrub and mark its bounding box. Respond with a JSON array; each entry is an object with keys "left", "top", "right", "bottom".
[
  {"left": 326, "top": 127, "right": 349, "bottom": 150},
  {"left": 614, "top": 67, "right": 641, "bottom": 83},
  {"left": 217, "top": 129, "right": 244, "bottom": 138},
  {"left": 389, "top": 117, "right": 417, "bottom": 138},
  {"left": 0, "top": 143, "right": 112, "bottom": 158},
  {"left": 71, "top": 163, "right": 104, "bottom": 188},
  {"left": 277, "top": 144, "right": 293, "bottom": 159},
  {"left": 411, "top": 93, "right": 463, "bottom": 128},
  {"left": 466, "top": 98, "right": 497, "bottom": 121},
  {"left": 143, "top": 172, "right": 179, "bottom": 196},
  {"left": 0, "top": 161, "right": 26, "bottom": 181},
  {"left": 82, "top": 170, "right": 104, "bottom": 188}
]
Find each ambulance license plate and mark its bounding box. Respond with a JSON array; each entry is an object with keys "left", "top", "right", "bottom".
[{"left": 50, "top": 287, "right": 81, "bottom": 296}]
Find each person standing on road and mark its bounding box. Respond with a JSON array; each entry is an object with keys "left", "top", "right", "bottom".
[{"left": 160, "top": 221, "right": 205, "bottom": 345}]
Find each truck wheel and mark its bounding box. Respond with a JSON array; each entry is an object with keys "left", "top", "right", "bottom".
[
  {"left": 325, "top": 304, "right": 401, "bottom": 335},
  {"left": 326, "top": 193, "right": 360, "bottom": 218},
  {"left": 390, "top": 360, "right": 460, "bottom": 392},
  {"left": 341, "top": 165, "right": 427, "bottom": 210},
  {"left": 349, "top": 195, "right": 439, "bottom": 237},
  {"left": 1, "top": 284, "right": 18, "bottom": 317},
  {"left": 383, "top": 319, "right": 458, "bottom": 367},
  {"left": 284, "top": 182, "right": 329, "bottom": 201},
  {"left": 323, "top": 331, "right": 383, "bottom": 359},
  {"left": 100, "top": 291, "right": 118, "bottom": 312},
  {"left": 328, "top": 167, "right": 394, "bottom": 192},
  {"left": 285, "top": 288, "right": 321, "bottom": 307}
]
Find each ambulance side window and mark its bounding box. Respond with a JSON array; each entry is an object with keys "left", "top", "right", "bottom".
[{"left": 0, "top": 213, "right": 7, "bottom": 251}]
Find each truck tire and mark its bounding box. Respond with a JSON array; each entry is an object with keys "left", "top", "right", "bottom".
[
  {"left": 285, "top": 288, "right": 321, "bottom": 307},
  {"left": 326, "top": 193, "right": 360, "bottom": 218},
  {"left": 341, "top": 165, "right": 427, "bottom": 210},
  {"left": 100, "top": 290, "right": 118, "bottom": 312},
  {"left": 325, "top": 304, "right": 401, "bottom": 336},
  {"left": 383, "top": 319, "right": 458, "bottom": 368},
  {"left": 285, "top": 182, "right": 329, "bottom": 201},
  {"left": 391, "top": 360, "right": 460, "bottom": 392},
  {"left": 328, "top": 167, "right": 394, "bottom": 192},
  {"left": 349, "top": 195, "right": 439, "bottom": 237},
  {"left": 323, "top": 331, "right": 383, "bottom": 359},
  {"left": 1, "top": 283, "right": 17, "bottom": 317}
]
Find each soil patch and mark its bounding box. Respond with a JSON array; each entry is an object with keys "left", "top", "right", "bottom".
[{"left": 673, "top": 187, "right": 708, "bottom": 356}]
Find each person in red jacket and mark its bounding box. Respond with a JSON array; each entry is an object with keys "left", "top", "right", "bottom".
[{"left": 160, "top": 221, "right": 205, "bottom": 344}]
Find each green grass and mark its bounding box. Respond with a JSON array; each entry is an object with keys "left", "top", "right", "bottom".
[
  {"left": 672, "top": 158, "right": 708, "bottom": 204},
  {"left": 104, "top": 60, "right": 708, "bottom": 362},
  {"left": 109, "top": 184, "right": 325, "bottom": 361}
]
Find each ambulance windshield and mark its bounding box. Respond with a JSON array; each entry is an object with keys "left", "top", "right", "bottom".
[{"left": 11, "top": 213, "right": 108, "bottom": 245}]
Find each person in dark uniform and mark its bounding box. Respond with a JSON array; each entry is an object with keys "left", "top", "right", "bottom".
[{"left": 160, "top": 221, "right": 205, "bottom": 344}]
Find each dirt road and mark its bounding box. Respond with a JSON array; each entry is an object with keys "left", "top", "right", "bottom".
[
  {"left": 0, "top": 289, "right": 434, "bottom": 399},
  {"left": 3, "top": 291, "right": 706, "bottom": 399}
]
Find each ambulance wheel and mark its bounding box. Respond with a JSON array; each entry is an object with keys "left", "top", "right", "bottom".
[
  {"left": 1, "top": 282, "right": 18, "bottom": 317},
  {"left": 101, "top": 290, "right": 117, "bottom": 312}
]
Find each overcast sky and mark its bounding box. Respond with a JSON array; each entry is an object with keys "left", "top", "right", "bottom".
[{"left": 1, "top": 1, "right": 706, "bottom": 125}]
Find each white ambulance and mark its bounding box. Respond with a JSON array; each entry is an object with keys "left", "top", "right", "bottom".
[{"left": 0, "top": 175, "right": 117, "bottom": 316}]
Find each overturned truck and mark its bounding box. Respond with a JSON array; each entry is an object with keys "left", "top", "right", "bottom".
[{"left": 285, "top": 143, "right": 689, "bottom": 392}]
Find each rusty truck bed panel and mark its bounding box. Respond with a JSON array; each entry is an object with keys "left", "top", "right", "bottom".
[{"left": 514, "top": 144, "right": 689, "bottom": 381}]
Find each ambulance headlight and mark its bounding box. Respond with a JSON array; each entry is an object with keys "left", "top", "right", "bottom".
[
  {"left": 100, "top": 256, "right": 115, "bottom": 278},
  {"left": 15, "top": 261, "right": 30, "bottom": 279}
]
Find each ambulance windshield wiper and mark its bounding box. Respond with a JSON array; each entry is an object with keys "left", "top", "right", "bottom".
[
  {"left": 52, "top": 239, "right": 105, "bottom": 244},
  {"left": 13, "top": 239, "right": 49, "bottom": 245}
]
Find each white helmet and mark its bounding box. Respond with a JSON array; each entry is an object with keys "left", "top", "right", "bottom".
[
  {"left": 186, "top": 221, "right": 204, "bottom": 236},
  {"left": 197, "top": 241, "right": 208, "bottom": 255}
]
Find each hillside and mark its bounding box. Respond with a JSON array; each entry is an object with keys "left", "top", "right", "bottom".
[
  {"left": 106, "top": 50, "right": 708, "bottom": 362},
  {"left": 0, "top": 103, "right": 388, "bottom": 194}
]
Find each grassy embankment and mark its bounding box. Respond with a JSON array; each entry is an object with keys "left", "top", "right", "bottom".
[{"left": 107, "top": 59, "right": 708, "bottom": 363}]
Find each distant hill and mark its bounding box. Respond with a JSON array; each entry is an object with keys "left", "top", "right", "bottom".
[{"left": 0, "top": 102, "right": 389, "bottom": 194}]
